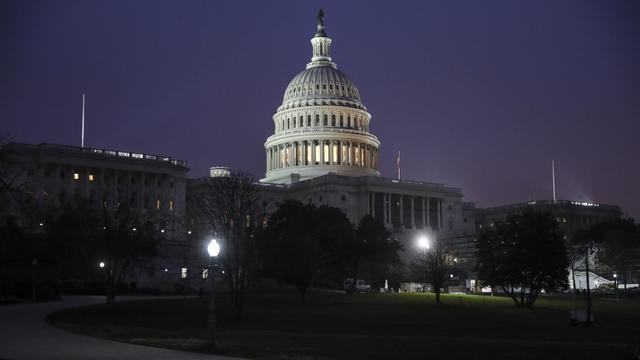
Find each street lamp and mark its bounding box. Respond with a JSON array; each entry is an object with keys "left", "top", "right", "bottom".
[
  {"left": 418, "top": 236, "right": 430, "bottom": 292},
  {"left": 613, "top": 273, "right": 618, "bottom": 302},
  {"left": 207, "top": 238, "right": 221, "bottom": 352},
  {"left": 418, "top": 236, "right": 430, "bottom": 250},
  {"left": 99, "top": 262, "right": 105, "bottom": 268}
]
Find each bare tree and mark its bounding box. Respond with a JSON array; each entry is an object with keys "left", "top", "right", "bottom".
[
  {"left": 0, "top": 136, "right": 28, "bottom": 215},
  {"left": 98, "top": 200, "right": 167, "bottom": 304},
  {"left": 421, "top": 241, "right": 456, "bottom": 304},
  {"left": 196, "top": 171, "right": 263, "bottom": 319}
]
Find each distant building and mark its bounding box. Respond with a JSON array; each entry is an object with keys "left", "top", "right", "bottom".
[
  {"left": 1, "top": 142, "right": 188, "bottom": 228},
  {"left": 0, "top": 142, "right": 191, "bottom": 289},
  {"left": 475, "top": 200, "right": 622, "bottom": 241}
]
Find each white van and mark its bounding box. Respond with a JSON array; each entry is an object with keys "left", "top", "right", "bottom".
[{"left": 343, "top": 278, "right": 371, "bottom": 293}]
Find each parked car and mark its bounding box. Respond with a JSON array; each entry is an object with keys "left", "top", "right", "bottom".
[{"left": 343, "top": 278, "right": 371, "bottom": 293}]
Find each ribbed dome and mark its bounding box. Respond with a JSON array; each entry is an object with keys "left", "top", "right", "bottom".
[{"left": 280, "top": 66, "right": 365, "bottom": 111}]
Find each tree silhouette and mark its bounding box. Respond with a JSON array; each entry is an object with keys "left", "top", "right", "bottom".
[{"left": 476, "top": 211, "right": 569, "bottom": 307}]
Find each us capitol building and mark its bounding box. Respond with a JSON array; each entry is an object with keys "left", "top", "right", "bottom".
[{"left": 254, "top": 12, "right": 477, "bottom": 269}]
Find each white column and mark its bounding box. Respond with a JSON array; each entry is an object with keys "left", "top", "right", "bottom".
[
  {"left": 370, "top": 192, "right": 375, "bottom": 216},
  {"left": 292, "top": 142, "right": 297, "bottom": 166},
  {"left": 399, "top": 195, "right": 404, "bottom": 228},
  {"left": 382, "top": 193, "right": 387, "bottom": 225},
  {"left": 421, "top": 197, "right": 426, "bottom": 229},
  {"left": 311, "top": 140, "right": 316, "bottom": 165},
  {"left": 426, "top": 197, "right": 430, "bottom": 229},
  {"left": 410, "top": 196, "right": 415, "bottom": 229}
]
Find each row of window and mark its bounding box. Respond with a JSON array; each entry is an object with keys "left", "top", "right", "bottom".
[
  {"left": 286, "top": 83, "right": 356, "bottom": 98},
  {"left": 276, "top": 113, "right": 368, "bottom": 132},
  {"left": 45, "top": 190, "right": 175, "bottom": 211},
  {"left": 63, "top": 171, "right": 174, "bottom": 188},
  {"left": 269, "top": 142, "right": 377, "bottom": 169}
]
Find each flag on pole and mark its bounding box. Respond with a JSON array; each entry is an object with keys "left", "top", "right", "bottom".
[{"left": 396, "top": 151, "right": 401, "bottom": 180}]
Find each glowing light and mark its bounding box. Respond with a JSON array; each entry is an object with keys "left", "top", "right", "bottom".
[
  {"left": 160, "top": 229, "right": 165, "bottom": 233},
  {"left": 207, "top": 238, "right": 221, "bottom": 257},
  {"left": 613, "top": 273, "right": 617, "bottom": 278},
  {"left": 164, "top": 268, "right": 168, "bottom": 272},
  {"left": 99, "top": 262, "right": 105, "bottom": 268},
  {"left": 187, "top": 230, "right": 192, "bottom": 235},
  {"left": 39, "top": 223, "right": 44, "bottom": 227},
  {"left": 132, "top": 228, "right": 137, "bottom": 232},
  {"left": 449, "top": 274, "right": 454, "bottom": 279},
  {"left": 418, "top": 236, "right": 430, "bottom": 250}
]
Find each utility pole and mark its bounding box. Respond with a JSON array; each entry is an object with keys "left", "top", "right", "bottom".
[{"left": 585, "top": 244, "right": 592, "bottom": 327}]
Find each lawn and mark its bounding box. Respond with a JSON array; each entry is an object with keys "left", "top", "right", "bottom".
[{"left": 48, "top": 291, "right": 640, "bottom": 360}]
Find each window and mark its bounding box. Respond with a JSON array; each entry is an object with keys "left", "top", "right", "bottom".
[
  {"left": 319, "top": 195, "right": 323, "bottom": 202},
  {"left": 331, "top": 115, "right": 336, "bottom": 126},
  {"left": 307, "top": 115, "right": 311, "bottom": 126},
  {"left": 169, "top": 200, "right": 174, "bottom": 211},
  {"left": 323, "top": 114, "right": 328, "bottom": 126},
  {"left": 156, "top": 199, "right": 161, "bottom": 210},
  {"left": 89, "top": 174, "right": 95, "bottom": 181},
  {"left": 181, "top": 267, "right": 188, "bottom": 279},
  {"left": 73, "top": 173, "right": 79, "bottom": 180},
  {"left": 202, "top": 268, "right": 208, "bottom": 279}
]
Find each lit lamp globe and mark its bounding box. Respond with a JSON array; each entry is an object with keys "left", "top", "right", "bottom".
[
  {"left": 99, "top": 262, "right": 105, "bottom": 268},
  {"left": 418, "top": 236, "right": 430, "bottom": 250},
  {"left": 207, "top": 239, "right": 221, "bottom": 258}
]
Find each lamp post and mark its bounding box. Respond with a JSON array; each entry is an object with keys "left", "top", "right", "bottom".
[
  {"left": 418, "top": 236, "right": 430, "bottom": 292},
  {"left": 613, "top": 273, "right": 618, "bottom": 302},
  {"left": 584, "top": 244, "right": 593, "bottom": 327},
  {"left": 32, "top": 258, "right": 38, "bottom": 301},
  {"left": 206, "top": 238, "right": 221, "bottom": 353}
]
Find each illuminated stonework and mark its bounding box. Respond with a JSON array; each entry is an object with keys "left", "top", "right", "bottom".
[{"left": 261, "top": 12, "right": 380, "bottom": 184}]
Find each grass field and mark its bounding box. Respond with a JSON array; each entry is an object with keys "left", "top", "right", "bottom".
[{"left": 48, "top": 291, "right": 640, "bottom": 359}]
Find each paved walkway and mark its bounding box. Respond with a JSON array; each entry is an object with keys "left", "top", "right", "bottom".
[{"left": 0, "top": 296, "right": 245, "bottom": 360}]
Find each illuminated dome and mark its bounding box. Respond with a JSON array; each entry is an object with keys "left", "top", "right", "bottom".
[
  {"left": 261, "top": 10, "right": 380, "bottom": 184},
  {"left": 280, "top": 66, "right": 365, "bottom": 111}
]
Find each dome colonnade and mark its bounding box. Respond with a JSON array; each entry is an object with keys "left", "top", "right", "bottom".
[{"left": 262, "top": 10, "right": 380, "bottom": 184}]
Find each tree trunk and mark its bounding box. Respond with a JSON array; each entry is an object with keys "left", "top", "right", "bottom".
[
  {"left": 297, "top": 284, "right": 307, "bottom": 303},
  {"left": 105, "top": 280, "right": 117, "bottom": 305},
  {"left": 232, "top": 288, "right": 245, "bottom": 320},
  {"left": 435, "top": 289, "right": 441, "bottom": 304},
  {"left": 570, "top": 266, "right": 577, "bottom": 297}
]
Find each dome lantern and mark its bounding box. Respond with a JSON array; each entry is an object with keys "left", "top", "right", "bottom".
[{"left": 308, "top": 9, "right": 335, "bottom": 69}]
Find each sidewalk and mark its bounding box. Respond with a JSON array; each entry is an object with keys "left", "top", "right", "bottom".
[{"left": 0, "top": 295, "right": 246, "bottom": 360}]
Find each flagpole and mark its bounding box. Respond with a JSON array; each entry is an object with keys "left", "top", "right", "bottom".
[
  {"left": 81, "top": 93, "right": 85, "bottom": 148},
  {"left": 552, "top": 160, "right": 556, "bottom": 203},
  {"left": 396, "top": 151, "right": 401, "bottom": 180}
]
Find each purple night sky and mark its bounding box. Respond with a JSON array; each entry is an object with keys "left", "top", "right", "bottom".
[{"left": 2, "top": 1, "right": 639, "bottom": 219}]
